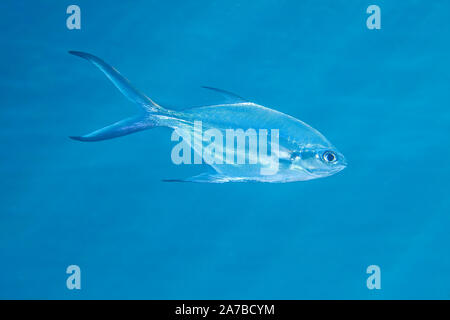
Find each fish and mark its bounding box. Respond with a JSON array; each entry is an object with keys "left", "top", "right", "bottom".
[{"left": 69, "top": 51, "right": 347, "bottom": 183}]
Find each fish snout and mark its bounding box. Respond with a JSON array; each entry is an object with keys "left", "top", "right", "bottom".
[
  {"left": 334, "top": 152, "right": 347, "bottom": 172},
  {"left": 339, "top": 154, "right": 348, "bottom": 168}
]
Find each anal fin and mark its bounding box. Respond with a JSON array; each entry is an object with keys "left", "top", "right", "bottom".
[{"left": 162, "top": 173, "right": 236, "bottom": 183}]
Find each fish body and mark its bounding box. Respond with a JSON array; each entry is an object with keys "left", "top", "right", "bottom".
[{"left": 69, "top": 51, "right": 347, "bottom": 183}]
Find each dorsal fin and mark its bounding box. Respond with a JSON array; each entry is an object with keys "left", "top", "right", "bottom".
[{"left": 201, "top": 86, "right": 248, "bottom": 103}]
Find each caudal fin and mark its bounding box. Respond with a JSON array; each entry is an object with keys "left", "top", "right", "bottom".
[
  {"left": 69, "top": 115, "right": 157, "bottom": 142},
  {"left": 69, "top": 51, "right": 162, "bottom": 112},
  {"left": 69, "top": 51, "right": 164, "bottom": 142}
]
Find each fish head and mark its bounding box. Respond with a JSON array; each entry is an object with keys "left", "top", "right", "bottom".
[{"left": 290, "top": 146, "right": 347, "bottom": 178}]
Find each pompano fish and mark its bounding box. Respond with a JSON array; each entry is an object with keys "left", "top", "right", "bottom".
[{"left": 69, "top": 51, "right": 347, "bottom": 183}]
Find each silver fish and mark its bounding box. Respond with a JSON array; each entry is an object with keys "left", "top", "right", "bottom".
[{"left": 69, "top": 51, "right": 347, "bottom": 183}]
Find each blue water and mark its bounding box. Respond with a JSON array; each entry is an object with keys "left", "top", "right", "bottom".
[{"left": 1, "top": 0, "right": 449, "bottom": 299}]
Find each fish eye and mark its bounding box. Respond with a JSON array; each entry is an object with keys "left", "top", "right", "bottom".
[{"left": 323, "top": 151, "right": 337, "bottom": 163}]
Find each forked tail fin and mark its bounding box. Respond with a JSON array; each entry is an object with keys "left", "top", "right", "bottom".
[
  {"left": 69, "top": 51, "right": 165, "bottom": 142},
  {"left": 69, "top": 115, "right": 156, "bottom": 142}
]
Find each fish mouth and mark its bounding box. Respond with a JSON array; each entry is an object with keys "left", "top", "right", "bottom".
[
  {"left": 331, "top": 159, "right": 348, "bottom": 173},
  {"left": 335, "top": 164, "right": 347, "bottom": 173},
  {"left": 302, "top": 162, "right": 347, "bottom": 177},
  {"left": 316, "top": 167, "right": 345, "bottom": 177},
  {"left": 340, "top": 156, "right": 348, "bottom": 168}
]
